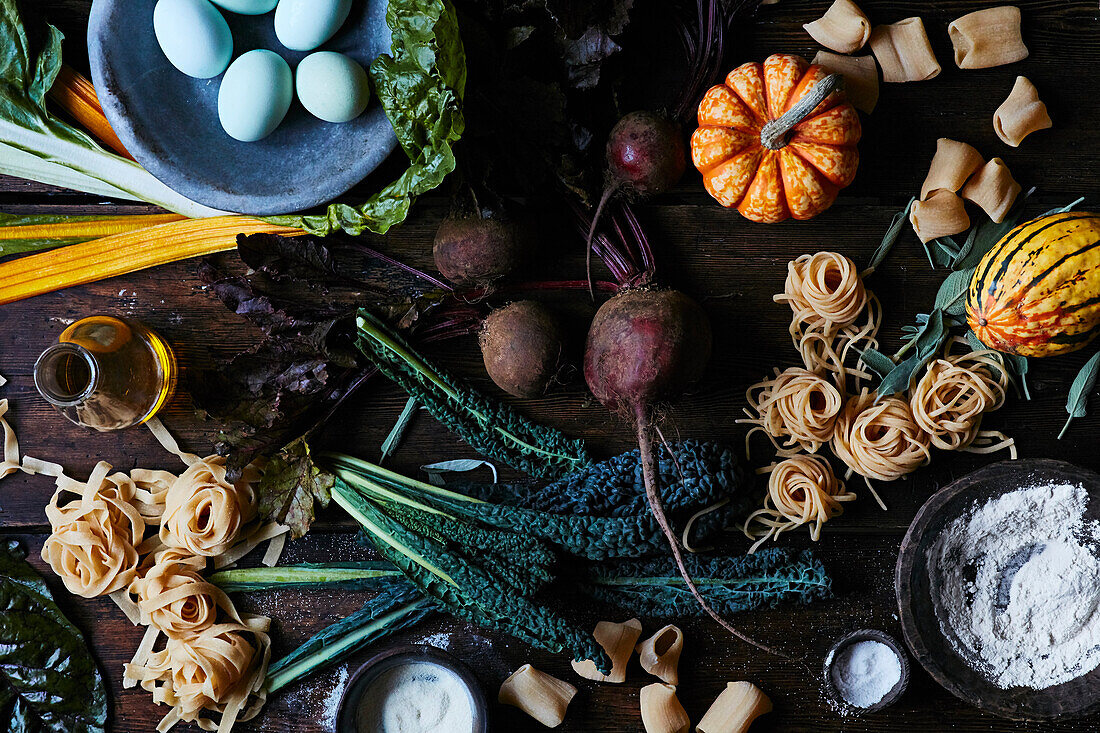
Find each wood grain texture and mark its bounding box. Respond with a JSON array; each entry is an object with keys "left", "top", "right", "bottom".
[{"left": 3, "top": 1, "right": 1100, "bottom": 731}]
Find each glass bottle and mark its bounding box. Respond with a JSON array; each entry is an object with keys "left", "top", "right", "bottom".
[{"left": 33, "top": 315, "right": 177, "bottom": 431}]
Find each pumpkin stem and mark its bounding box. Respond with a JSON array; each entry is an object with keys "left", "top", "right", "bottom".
[{"left": 760, "top": 73, "right": 844, "bottom": 151}]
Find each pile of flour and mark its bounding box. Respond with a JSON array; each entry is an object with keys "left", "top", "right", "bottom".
[{"left": 927, "top": 481, "right": 1100, "bottom": 690}]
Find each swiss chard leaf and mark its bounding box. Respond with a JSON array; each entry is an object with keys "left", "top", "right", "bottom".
[
  {"left": 264, "top": 0, "right": 465, "bottom": 235},
  {"left": 1059, "top": 350, "right": 1100, "bottom": 439},
  {"left": 0, "top": 540, "right": 107, "bottom": 733}
]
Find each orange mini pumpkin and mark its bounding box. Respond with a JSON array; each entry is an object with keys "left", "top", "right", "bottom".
[{"left": 691, "top": 54, "right": 861, "bottom": 223}]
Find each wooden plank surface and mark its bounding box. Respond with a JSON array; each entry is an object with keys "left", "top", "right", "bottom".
[{"left": 3, "top": 1, "right": 1100, "bottom": 731}]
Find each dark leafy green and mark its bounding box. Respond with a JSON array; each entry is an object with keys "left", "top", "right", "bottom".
[
  {"left": 580, "top": 549, "right": 831, "bottom": 617},
  {"left": 1059, "top": 350, "right": 1100, "bottom": 439},
  {"left": 0, "top": 540, "right": 107, "bottom": 733},
  {"left": 265, "top": 0, "right": 465, "bottom": 235},
  {"left": 355, "top": 309, "right": 590, "bottom": 479}
]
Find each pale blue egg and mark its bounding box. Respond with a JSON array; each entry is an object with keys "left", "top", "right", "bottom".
[
  {"left": 153, "top": 0, "right": 233, "bottom": 79},
  {"left": 210, "top": 0, "right": 278, "bottom": 14},
  {"left": 296, "top": 52, "right": 370, "bottom": 123},
  {"left": 274, "top": 0, "right": 352, "bottom": 52},
  {"left": 217, "top": 50, "right": 293, "bottom": 142}
]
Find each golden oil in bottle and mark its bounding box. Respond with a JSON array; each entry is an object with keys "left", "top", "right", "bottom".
[{"left": 33, "top": 315, "right": 177, "bottom": 431}]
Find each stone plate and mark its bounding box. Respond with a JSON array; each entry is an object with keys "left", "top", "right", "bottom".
[
  {"left": 88, "top": 0, "right": 397, "bottom": 215},
  {"left": 896, "top": 458, "right": 1100, "bottom": 720}
]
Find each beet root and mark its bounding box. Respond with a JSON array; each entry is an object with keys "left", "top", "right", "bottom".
[
  {"left": 606, "top": 111, "right": 687, "bottom": 198},
  {"left": 584, "top": 289, "right": 784, "bottom": 658},
  {"left": 480, "top": 301, "right": 567, "bottom": 399},
  {"left": 433, "top": 211, "right": 524, "bottom": 287},
  {"left": 583, "top": 289, "right": 711, "bottom": 412}
]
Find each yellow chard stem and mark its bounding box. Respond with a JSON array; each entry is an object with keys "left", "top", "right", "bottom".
[
  {"left": 0, "top": 216, "right": 302, "bottom": 305},
  {"left": 0, "top": 213, "right": 186, "bottom": 244},
  {"left": 48, "top": 66, "right": 134, "bottom": 161}
]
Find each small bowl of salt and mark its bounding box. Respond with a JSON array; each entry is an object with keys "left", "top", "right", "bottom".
[
  {"left": 823, "top": 629, "right": 909, "bottom": 714},
  {"left": 336, "top": 644, "right": 488, "bottom": 733}
]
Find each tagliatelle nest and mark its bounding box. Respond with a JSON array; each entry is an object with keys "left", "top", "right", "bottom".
[{"left": 160, "top": 457, "right": 259, "bottom": 557}]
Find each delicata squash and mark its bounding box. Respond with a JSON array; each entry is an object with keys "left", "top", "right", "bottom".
[
  {"left": 691, "top": 54, "right": 861, "bottom": 223},
  {"left": 967, "top": 212, "right": 1100, "bottom": 357}
]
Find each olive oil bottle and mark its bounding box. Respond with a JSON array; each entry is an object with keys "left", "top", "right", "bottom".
[{"left": 33, "top": 316, "right": 177, "bottom": 431}]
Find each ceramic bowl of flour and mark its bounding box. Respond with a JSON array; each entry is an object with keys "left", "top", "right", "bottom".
[
  {"left": 897, "top": 458, "right": 1100, "bottom": 720},
  {"left": 336, "top": 645, "right": 488, "bottom": 733}
]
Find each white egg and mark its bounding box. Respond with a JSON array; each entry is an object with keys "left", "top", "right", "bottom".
[
  {"left": 274, "top": 0, "right": 352, "bottom": 52},
  {"left": 295, "top": 52, "right": 370, "bottom": 123},
  {"left": 217, "top": 50, "right": 293, "bottom": 142},
  {"left": 210, "top": 0, "right": 278, "bottom": 14},
  {"left": 153, "top": 0, "right": 233, "bottom": 79}
]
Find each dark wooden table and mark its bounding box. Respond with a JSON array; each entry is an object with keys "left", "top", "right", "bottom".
[{"left": 4, "top": 1, "right": 1100, "bottom": 731}]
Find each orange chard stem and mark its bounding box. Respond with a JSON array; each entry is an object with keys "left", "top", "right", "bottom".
[{"left": 48, "top": 65, "right": 135, "bottom": 161}]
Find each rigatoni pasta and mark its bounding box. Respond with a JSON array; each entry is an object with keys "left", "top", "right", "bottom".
[
  {"left": 869, "top": 17, "right": 941, "bottom": 83},
  {"left": 637, "top": 625, "right": 684, "bottom": 685},
  {"left": 804, "top": 0, "right": 871, "bottom": 54},
  {"left": 640, "top": 683, "right": 690, "bottom": 733},
  {"left": 499, "top": 665, "right": 577, "bottom": 728},
  {"left": 697, "top": 681, "right": 773, "bottom": 733},
  {"left": 811, "top": 51, "right": 879, "bottom": 113},
  {"left": 948, "top": 6, "right": 1028, "bottom": 69},
  {"left": 994, "top": 76, "right": 1052, "bottom": 147},
  {"left": 920, "top": 138, "right": 984, "bottom": 200},
  {"left": 961, "top": 158, "right": 1021, "bottom": 223},
  {"left": 910, "top": 190, "right": 971, "bottom": 243}
]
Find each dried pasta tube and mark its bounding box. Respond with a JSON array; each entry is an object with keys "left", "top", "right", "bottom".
[
  {"left": 961, "top": 158, "right": 1021, "bottom": 223},
  {"left": 811, "top": 51, "right": 879, "bottom": 113},
  {"left": 948, "top": 6, "right": 1028, "bottom": 69},
  {"left": 571, "top": 618, "right": 643, "bottom": 683},
  {"left": 499, "top": 665, "right": 577, "bottom": 728},
  {"left": 869, "top": 17, "right": 941, "bottom": 83},
  {"left": 697, "top": 681, "right": 773, "bottom": 733},
  {"left": 803, "top": 0, "right": 871, "bottom": 54},
  {"left": 636, "top": 625, "right": 684, "bottom": 685},
  {"left": 920, "top": 138, "right": 984, "bottom": 199},
  {"left": 910, "top": 190, "right": 970, "bottom": 243},
  {"left": 640, "top": 683, "right": 690, "bottom": 733},
  {"left": 994, "top": 76, "right": 1052, "bottom": 147}
]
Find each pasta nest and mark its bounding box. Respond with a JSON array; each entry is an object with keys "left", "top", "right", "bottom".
[
  {"left": 776, "top": 251, "right": 867, "bottom": 330},
  {"left": 831, "top": 389, "right": 931, "bottom": 481},
  {"left": 909, "top": 350, "right": 1008, "bottom": 451},
  {"left": 740, "top": 367, "right": 843, "bottom": 456},
  {"left": 42, "top": 464, "right": 145, "bottom": 598},
  {"left": 743, "top": 454, "right": 856, "bottom": 552},
  {"left": 161, "top": 457, "right": 258, "bottom": 557},
  {"left": 131, "top": 547, "right": 237, "bottom": 638}
]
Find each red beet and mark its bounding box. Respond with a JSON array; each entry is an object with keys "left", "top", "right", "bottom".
[
  {"left": 585, "top": 289, "right": 781, "bottom": 656},
  {"left": 433, "top": 210, "right": 525, "bottom": 287},
  {"left": 587, "top": 112, "right": 686, "bottom": 292},
  {"left": 480, "top": 301, "right": 567, "bottom": 399}
]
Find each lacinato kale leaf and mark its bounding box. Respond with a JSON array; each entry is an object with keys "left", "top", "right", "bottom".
[{"left": 0, "top": 540, "right": 107, "bottom": 733}]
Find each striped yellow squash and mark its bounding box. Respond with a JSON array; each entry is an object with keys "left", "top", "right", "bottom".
[{"left": 967, "top": 211, "right": 1100, "bottom": 357}]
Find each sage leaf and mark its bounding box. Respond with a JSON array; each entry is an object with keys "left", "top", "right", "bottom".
[
  {"left": 865, "top": 197, "right": 915, "bottom": 274},
  {"left": 877, "top": 310, "right": 951, "bottom": 397},
  {"left": 952, "top": 187, "right": 1035, "bottom": 271},
  {"left": 858, "top": 347, "right": 896, "bottom": 378},
  {"left": 876, "top": 353, "right": 924, "bottom": 397},
  {"left": 1038, "top": 196, "right": 1085, "bottom": 219},
  {"left": 1059, "top": 351, "right": 1100, "bottom": 439},
  {"left": 422, "top": 459, "right": 499, "bottom": 485},
  {"left": 934, "top": 267, "right": 975, "bottom": 316},
  {"left": 933, "top": 236, "right": 961, "bottom": 268},
  {"left": 951, "top": 225, "right": 980, "bottom": 270}
]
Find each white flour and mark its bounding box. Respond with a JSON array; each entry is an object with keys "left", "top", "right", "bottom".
[{"left": 927, "top": 482, "right": 1100, "bottom": 689}]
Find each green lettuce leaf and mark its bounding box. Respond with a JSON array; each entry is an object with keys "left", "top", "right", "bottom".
[
  {"left": 0, "top": 540, "right": 108, "bottom": 733},
  {"left": 265, "top": 0, "right": 465, "bottom": 236}
]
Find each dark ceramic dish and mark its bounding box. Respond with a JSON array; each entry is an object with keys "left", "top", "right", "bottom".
[
  {"left": 88, "top": 0, "right": 398, "bottom": 215},
  {"left": 335, "top": 644, "right": 488, "bottom": 733},
  {"left": 896, "top": 458, "right": 1100, "bottom": 720},
  {"left": 823, "top": 628, "right": 909, "bottom": 714}
]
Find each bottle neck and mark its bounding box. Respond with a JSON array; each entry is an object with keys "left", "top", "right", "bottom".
[{"left": 33, "top": 343, "right": 99, "bottom": 407}]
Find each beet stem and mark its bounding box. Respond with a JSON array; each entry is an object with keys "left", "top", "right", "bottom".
[
  {"left": 586, "top": 184, "right": 620, "bottom": 300},
  {"left": 634, "top": 406, "right": 790, "bottom": 660}
]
